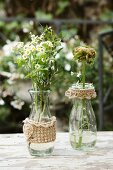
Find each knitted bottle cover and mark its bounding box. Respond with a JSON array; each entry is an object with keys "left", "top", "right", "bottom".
[
  {"left": 65, "top": 84, "right": 96, "bottom": 99},
  {"left": 23, "top": 116, "right": 56, "bottom": 144}
]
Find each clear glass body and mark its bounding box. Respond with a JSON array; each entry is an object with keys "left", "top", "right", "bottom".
[
  {"left": 69, "top": 98, "right": 97, "bottom": 151},
  {"left": 28, "top": 90, "right": 54, "bottom": 156}
]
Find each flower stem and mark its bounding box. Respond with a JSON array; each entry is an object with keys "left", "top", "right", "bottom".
[
  {"left": 82, "top": 61, "right": 86, "bottom": 88},
  {"left": 77, "top": 61, "right": 86, "bottom": 148}
]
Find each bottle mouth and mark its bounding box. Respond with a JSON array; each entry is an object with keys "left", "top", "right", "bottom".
[
  {"left": 28, "top": 89, "right": 51, "bottom": 93},
  {"left": 71, "top": 83, "right": 94, "bottom": 90},
  {"left": 65, "top": 83, "right": 96, "bottom": 99}
]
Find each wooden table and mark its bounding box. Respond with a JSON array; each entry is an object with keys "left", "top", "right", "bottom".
[{"left": 0, "top": 132, "right": 113, "bottom": 170}]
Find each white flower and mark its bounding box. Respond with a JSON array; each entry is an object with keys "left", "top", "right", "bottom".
[
  {"left": 39, "top": 34, "right": 44, "bottom": 40},
  {"left": 23, "top": 28, "right": 29, "bottom": 33},
  {"left": 48, "top": 26, "right": 52, "bottom": 29},
  {"left": 46, "top": 41, "right": 53, "bottom": 47},
  {"left": 51, "top": 66, "right": 55, "bottom": 70},
  {"left": 69, "top": 38, "right": 76, "bottom": 45},
  {"left": 77, "top": 62, "right": 82, "bottom": 68},
  {"left": 30, "top": 34, "right": 35, "bottom": 40},
  {"left": 77, "top": 72, "right": 81, "bottom": 78},
  {"left": 61, "top": 42, "right": 67, "bottom": 52},
  {"left": 0, "top": 98, "right": 5, "bottom": 105},
  {"left": 65, "top": 64, "right": 71, "bottom": 71},
  {"left": 55, "top": 54, "right": 60, "bottom": 59},
  {"left": 30, "top": 34, "right": 39, "bottom": 44},
  {"left": 29, "top": 44, "right": 36, "bottom": 52},
  {"left": 17, "top": 42, "right": 24, "bottom": 48},
  {"left": 36, "top": 45, "right": 45, "bottom": 52},
  {"left": 71, "top": 72, "right": 74, "bottom": 76},
  {"left": 65, "top": 52, "right": 73, "bottom": 60},
  {"left": 35, "top": 63, "right": 41, "bottom": 69},
  {"left": 24, "top": 43, "right": 30, "bottom": 50},
  {"left": 41, "top": 41, "right": 53, "bottom": 48},
  {"left": 3, "top": 41, "right": 22, "bottom": 55},
  {"left": 22, "top": 55, "right": 28, "bottom": 60},
  {"left": 2, "top": 90, "right": 12, "bottom": 97},
  {"left": 8, "top": 62, "right": 16, "bottom": 72},
  {"left": 80, "top": 41, "right": 86, "bottom": 46},
  {"left": 10, "top": 100, "right": 24, "bottom": 110}
]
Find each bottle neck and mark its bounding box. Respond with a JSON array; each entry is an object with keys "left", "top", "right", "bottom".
[
  {"left": 73, "top": 98, "right": 91, "bottom": 103},
  {"left": 29, "top": 90, "right": 51, "bottom": 122},
  {"left": 73, "top": 98, "right": 92, "bottom": 108},
  {"left": 30, "top": 89, "right": 50, "bottom": 103}
]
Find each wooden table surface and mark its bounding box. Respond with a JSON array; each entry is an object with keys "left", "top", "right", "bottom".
[{"left": 0, "top": 132, "right": 113, "bottom": 170}]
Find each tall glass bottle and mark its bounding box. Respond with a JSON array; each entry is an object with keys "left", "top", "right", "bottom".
[{"left": 23, "top": 90, "right": 56, "bottom": 156}]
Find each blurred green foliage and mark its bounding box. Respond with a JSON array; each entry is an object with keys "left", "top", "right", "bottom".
[
  {"left": 0, "top": 106, "right": 10, "bottom": 123},
  {"left": 100, "top": 9, "right": 113, "bottom": 20}
]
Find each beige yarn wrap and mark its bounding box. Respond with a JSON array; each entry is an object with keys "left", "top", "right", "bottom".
[
  {"left": 65, "top": 88, "right": 96, "bottom": 99},
  {"left": 23, "top": 116, "right": 56, "bottom": 144}
]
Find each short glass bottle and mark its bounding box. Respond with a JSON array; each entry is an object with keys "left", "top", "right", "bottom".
[{"left": 66, "top": 83, "right": 97, "bottom": 151}]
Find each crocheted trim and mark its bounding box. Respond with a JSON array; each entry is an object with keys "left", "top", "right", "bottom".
[
  {"left": 65, "top": 88, "right": 96, "bottom": 99},
  {"left": 23, "top": 116, "right": 56, "bottom": 144}
]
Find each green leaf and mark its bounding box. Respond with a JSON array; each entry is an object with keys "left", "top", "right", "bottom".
[
  {"left": 35, "top": 10, "right": 53, "bottom": 20},
  {"left": 56, "top": 0, "right": 70, "bottom": 15}
]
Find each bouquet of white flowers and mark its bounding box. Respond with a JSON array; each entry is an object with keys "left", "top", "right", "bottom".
[{"left": 14, "top": 26, "right": 62, "bottom": 91}]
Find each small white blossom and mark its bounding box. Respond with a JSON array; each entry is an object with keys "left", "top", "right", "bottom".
[
  {"left": 24, "top": 42, "right": 31, "bottom": 49},
  {"left": 46, "top": 41, "right": 53, "bottom": 47},
  {"left": 41, "top": 41, "right": 53, "bottom": 48},
  {"left": 61, "top": 42, "right": 66, "bottom": 50},
  {"left": 3, "top": 90, "right": 12, "bottom": 97},
  {"left": 48, "top": 26, "right": 52, "bottom": 29},
  {"left": 41, "top": 58, "right": 45, "bottom": 62},
  {"left": 30, "top": 34, "right": 35, "bottom": 40},
  {"left": 69, "top": 38, "right": 75, "bottom": 45},
  {"left": 36, "top": 45, "right": 45, "bottom": 52},
  {"left": 22, "top": 55, "right": 28, "bottom": 60},
  {"left": 29, "top": 45, "right": 36, "bottom": 52},
  {"left": 55, "top": 54, "right": 60, "bottom": 59},
  {"left": 39, "top": 34, "right": 44, "bottom": 40},
  {"left": 17, "top": 42, "right": 24, "bottom": 48},
  {"left": 0, "top": 98, "right": 5, "bottom": 105},
  {"left": 23, "top": 28, "right": 29, "bottom": 33},
  {"left": 65, "top": 52, "right": 73, "bottom": 60},
  {"left": 8, "top": 62, "right": 16, "bottom": 72},
  {"left": 51, "top": 66, "right": 55, "bottom": 70},
  {"left": 77, "top": 62, "right": 82, "bottom": 68},
  {"left": 10, "top": 100, "right": 24, "bottom": 110},
  {"left": 71, "top": 72, "right": 74, "bottom": 76},
  {"left": 65, "top": 64, "right": 71, "bottom": 71},
  {"left": 3, "top": 41, "right": 21, "bottom": 55},
  {"left": 77, "top": 72, "right": 81, "bottom": 78},
  {"left": 35, "top": 63, "right": 41, "bottom": 69}
]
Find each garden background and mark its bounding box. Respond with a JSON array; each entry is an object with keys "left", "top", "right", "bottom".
[{"left": 0, "top": 0, "right": 113, "bottom": 133}]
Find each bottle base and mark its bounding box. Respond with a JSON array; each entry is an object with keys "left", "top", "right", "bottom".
[
  {"left": 70, "top": 140, "right": 96, "bottom": 152},
  {"left": 28, "top": 142, "right": 54, "bottom": 157},
  {"left": 70, "top": 131, "right": 97, "bottom": 151}
]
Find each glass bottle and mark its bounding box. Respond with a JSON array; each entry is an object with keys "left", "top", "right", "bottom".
[
  {"left": 69, "top": 98, "right": 97, "bottom": 150},
  {"left": 67, "top": 83, "right": 97, "bottom": 151},
  {"left": 23, "top": 90, "right": 56, "bottom": 156}
]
